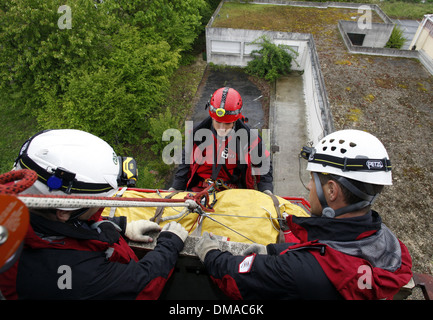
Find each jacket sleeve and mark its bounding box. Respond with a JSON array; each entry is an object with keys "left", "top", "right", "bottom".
[
  {"left": 249, "top": 131, "right": 273, "bottom": 193},
  {"left": 256, "top": 157, "right": 273, "bottom": 192},
  {"left": 82, "top": 231, "right": 185, "bottom": 300},
  {"left": 203, "top": 248, "right": 299, "bottom": 300},
  {"left": 171, "top": 147, "right": 190, "bottom": 190},
  {"left": 203, "top": 245, "right": 340, "bottom": 300}
]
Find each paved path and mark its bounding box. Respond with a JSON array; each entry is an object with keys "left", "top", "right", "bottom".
[
  {"left": 392, "top": 19, "right": 420, "bottom": 50},
  {"left": 270, "top": 75, "right": 309, "bottom": 199},
  {"left": 191, "top": 68, "right": 264, "bottom": 128}
]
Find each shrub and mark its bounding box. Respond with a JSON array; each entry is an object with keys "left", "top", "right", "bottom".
[
  {"left": 385, "top": 25, "right": 406, "bottom": 49},
  {"left": 245, "top": 35, "right": 299, "bottom": 82}
]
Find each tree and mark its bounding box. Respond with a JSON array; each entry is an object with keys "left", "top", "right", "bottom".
[
  {"left": 0, "top": 0, "right": 208, "bottom": 147},
  {"left": 0, "top": 0, "right": 115, "bottom": 114},
  {"left": 245, "top": 35, "right": 299, "bottom": 82},
  {"left": 39, "top": 25, "right": 179, "bottom": 146},
  {"left": 105, "top": 0, "right": 208, "bottom": 54}
]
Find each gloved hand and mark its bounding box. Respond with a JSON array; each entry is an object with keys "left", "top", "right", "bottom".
[
  {"left": 242, "top": 243, "right": 267, "bottom": 256},
  {"left": 161, "top": 221, "right": 188, "bottom": 243},
  {"left": 263, "top": 190, "right": 273, "bottom": 196},
  {"left": 195, "top": 232, "right": 220, "bottom": 262},
  {"left": 125, "top": 220, "right": 162, "bottom": 243}
]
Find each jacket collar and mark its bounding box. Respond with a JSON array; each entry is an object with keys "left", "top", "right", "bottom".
[
  {"left": 29, "top": 210, "right": 120, "bottom": 245},
  {"left": 288, "top": 211, "right": 382, "bottom": 243}
]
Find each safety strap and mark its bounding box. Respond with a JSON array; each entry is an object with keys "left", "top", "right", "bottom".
[
  {"left": 150, "top": 190, "right": 182, "bottom": 224},
  {"left": 268, "top": 193, "right": 289, "bottom": 243},
  {"left": 108, "top": 187, "right": 128, "bottom": 218}
]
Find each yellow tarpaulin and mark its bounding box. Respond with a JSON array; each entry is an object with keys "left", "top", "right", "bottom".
[{"left": 102, "top": 189, "right": 310, "bottom": 245}]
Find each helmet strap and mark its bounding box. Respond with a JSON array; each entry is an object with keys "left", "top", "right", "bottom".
[
  {"left": 313, "top": 172, "right": 378, "bottom": 218},
  {"left": 313, "top": 172, "right": 334, "bottom": 217}
]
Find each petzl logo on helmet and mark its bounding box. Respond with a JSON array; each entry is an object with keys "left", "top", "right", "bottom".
[{"left": 366, "top": 160, "right": 383, "bottom": 170}]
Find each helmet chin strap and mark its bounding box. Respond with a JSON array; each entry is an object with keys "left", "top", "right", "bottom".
[{"left": 313, "top": 172, "right": 378, "bottom": 218}]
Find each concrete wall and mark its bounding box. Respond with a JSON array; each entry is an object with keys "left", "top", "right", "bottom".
[
  {"left": 411, "top": 16, "right": 433, "bottom": 57},
  {"left": 338, "top": 20, "right": 420, "bottom": 58},
  {"left": 206, "top": 27, "right": 308, "bottom": 70},
  {"left": 416, "top": 29, "right": 433, "bottom": 56},
  {"left": 303, "top": 37, "right": 334, "bottom": 144},
  {"left": 339, "top": 20, "right": 394, "bottom": 48}
]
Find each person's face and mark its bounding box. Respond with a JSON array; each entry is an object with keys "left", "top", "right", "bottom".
[
  {"left": 306, "top": 172, "right": 323, "bottom": 217},
  {"left": 55, "top": 207, "right": 100, "bottom": 222},
  {"left": 212, "top": 119, "right": 234, "bottom": 137}
]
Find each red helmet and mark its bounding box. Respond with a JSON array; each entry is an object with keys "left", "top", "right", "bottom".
[{"left": 207, "top": 87, "right": 243, "bottom": 123}]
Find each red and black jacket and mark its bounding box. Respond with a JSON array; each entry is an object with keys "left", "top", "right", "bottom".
[
  {"left": 203, "top": 211, "right": 413, "bottom": 300},
  {"left": 0, "top": 210, "right": 184, "bottom": 300},
  {"left": 172, "top": 117, "right": 273, "bottom": 192}
]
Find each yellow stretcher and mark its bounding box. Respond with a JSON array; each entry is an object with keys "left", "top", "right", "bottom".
[{"left": 101, "top": 188, "right": 310, "bottom": 245}]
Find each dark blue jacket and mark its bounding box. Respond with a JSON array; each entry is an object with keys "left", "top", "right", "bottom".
[{"left": 0, "top": 211, "right": 184, "bottom": 299}]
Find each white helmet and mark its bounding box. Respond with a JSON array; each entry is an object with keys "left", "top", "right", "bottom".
[
  {"left": 14, "top": 129, "right": 121, "bottom": 205},
  {"left": 300, "top": 130, "right": 392, "bottom": 218},
  {"left": 303, "top": 129, "right": 392, "bottom": 185}
]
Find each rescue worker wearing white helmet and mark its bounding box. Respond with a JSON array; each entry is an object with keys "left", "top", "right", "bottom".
[
  {"left": 171, "top": 87, "right": 273, "bottom": 194},
  {"left": 0, "top": 129, "right": 188, "bottom": 300},
  {"left": 194, "top": 129, "right": 413, "bottom": 300}
]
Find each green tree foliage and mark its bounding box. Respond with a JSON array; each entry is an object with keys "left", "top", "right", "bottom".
[
  {"left": 0, "top": 0, "right": 207, "bottom": 147},
  {"left": 245, "top": 35, "right": 299, "bottom": 82},
  {"left": 146, "top": 107, "right": 183, "bottom": 156},
  {"left": 109, "top": 0, "right": 207, "bottom": 53}
]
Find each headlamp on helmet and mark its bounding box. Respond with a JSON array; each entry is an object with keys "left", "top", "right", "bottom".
[
  {"left": 118, "top": 157, "right": 138, "bottom": 187},
  {"left": 299, "top": 130, "right": 392, "bottom": 218}
]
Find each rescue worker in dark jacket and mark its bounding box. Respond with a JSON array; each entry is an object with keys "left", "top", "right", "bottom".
[
  {"left": 0, "top": 129, "right": 188, "bottom": 300},
  {"left": 195, "top": 129, "right": 413, "bottom": 300},
  {"left": 171, "top": 87, "right": 273, "bottom": 194}
]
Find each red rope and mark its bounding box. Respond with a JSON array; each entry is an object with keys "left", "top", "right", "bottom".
[
  {"left": 184, "top": 181, "right": 217, "bottom": 212},
  {"left": 0, "top": 169, "right": 37, "bottom": 194}
]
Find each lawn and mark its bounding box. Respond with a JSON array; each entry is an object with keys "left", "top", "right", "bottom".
[{"left": 213, "top": 2, "right": 384, "bottom": 35}]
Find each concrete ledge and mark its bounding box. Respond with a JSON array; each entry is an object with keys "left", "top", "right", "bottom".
[
  {"left": 338, "top": 20, "right": 433, "bottom": 76},
  {"left": 129, "top": 234, "right": 252, "bottom": 258},
  {"left": 338, "top": 20, "right": 419, "bottom": 58},
  {"left": 419, "top": 49, "right": 433, "bottom": 75}
]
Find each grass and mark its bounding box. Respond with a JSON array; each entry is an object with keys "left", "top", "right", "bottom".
[
  {"left": 377, "top": 1, "right": 433, "bottom": 20},
  {"left": 0, "top": 102, "right": 38, "bottom": 174},
  {"left": 296, "top": 0, "right": 433, "bottom": 20},
  {"left": 213, "top": 2, "right": 384, "bottom": 34},
  {"left": 213, "top": 1, "right": 433, "bottom": 31}
]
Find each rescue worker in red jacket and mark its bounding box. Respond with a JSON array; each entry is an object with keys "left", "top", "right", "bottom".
[
  {"left": 0, "top": 129, "right": 188, "bottom": 300},
  {"left": 195, "top": 129, "right": 413, "bottom": 300},
  {"left": 171, "top": 87, "right": 273, "bottom": 194}
]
